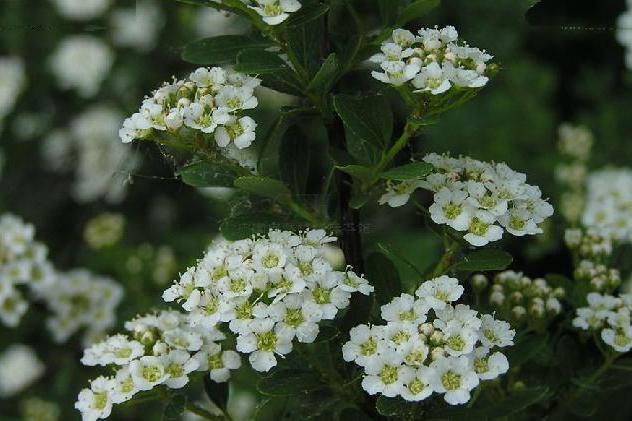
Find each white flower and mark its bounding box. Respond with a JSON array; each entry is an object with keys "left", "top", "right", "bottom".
[
  {"left": 412, "top": 62, "right": 451, "bottom": 95},
  {"left": 601, "top": 326, "right": 632, "bottom": 353},
  {"left": 0, "top": 344, "right": 44, "bottom": 398},
  {"left": 215, "top": 86, "right": 258, "bottom": 111},
  {"left": 49, "top": 36, "right": 113, "bottom": 98},
  {"left": 236, "top": 319, "right": 293, "bottom": 372},
  {"left": 429, "top": 187, "right": 474, "bottom": 231},
  {"left": 469, "top": 347, "right": 509, "bottom": 380},
  {"left": 51, "top": 0, "right": 111, "bottom": 20},
  {"left": 163, "top": 329, "right": 203, "bottom": 352},
  {"left": 268, "top": 295, "right": 322, "bottom": 343},
  {"left": 399, "top": 366, "right": 434, "bottom": 402},
  {"left": 416, "top": 276, "right": 464, "bottom": 310},
  {"left": 250, "top": 0, "right": 302, "bottom": 25},
  {"left": 0, "top": 57, "right": 26, "bottom": 122},
  {"left": 194, "top": 343, "right": 242, "bottom": 382},
  {"left": 379, "top": 180, "right": 422, "bottom": 207},
  {"left": 381, "top": 293, "right": 428, "bottom": 325},
  {"left": 110, "top": 0, "right": 164, "bottom": 52},
  {"left": 464, "top": 210, "right": 504, "bottom": 246},
  {"left": 129, "top": 356, "right": 168, "bottom": 391},
  {"left": 362, "top": 354, "right": 407, "bottom": 397},
  {"left": 215, "top": 116, "right": 257, "bottom": 149},
  {"left": 75, "top": 376, "right": 115, "bottom": 421},
  {"left": 429, "top": 356, "right": 479, "bottom": 405},
  {"left": 162, "top": 350, "right": 199, "bottom": 389},
  {"left": 372, "top": 60, "right": 421, "bottom": 86},
  {"left": 342, "top": 324, "right": 384, "bottom": 367},
  {"left": 479, "top": 314, "right": 515, "bottom": 348},
  {"left": 340, "top": 271, "right": 374, "bottom": 295},
  {"left": 110, "top": 367, "right": 138, "bottom": 404}
]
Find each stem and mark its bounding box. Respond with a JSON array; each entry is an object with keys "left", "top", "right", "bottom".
[
  {"left": 429, "top": 240, "right": 461, "bottom": 278},
  {"left": 185, "top": 402, "right": 231, "bottom": 421},
  {"left": 327, "top": 118, "right": 364, "bottom": 272},
  {"left": 375, "top": 119, "right": 418, "bottom": 175}
]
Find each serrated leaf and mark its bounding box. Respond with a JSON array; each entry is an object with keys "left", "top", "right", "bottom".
[
  {"left": 235, "top": 49, "right": 287, "bottom": 74},
  {"left": 177, "top": 161, "right": 235, "bottom": 187},
  {"left": 452, "top": 249, "right": 513, "bottom": 272},
  {"left": 234, "top": 176, "right": 291, "bottom": 201},
  {"left": 307, "top": 53, "right": 340, "bottom": 93},
  {"left": 286, "top": 8, "right": 326, "bottom": 76},
  {"left": 398, "top": 0, "right": 441, "bottom": 25},
  {"left": 279, "top": 125, "right": 311, "bottom": 195},
  {"left": 257, "top": 369, "right": 325, "bottom": 396},
  {"left": 333, "top": 94, "right": 393, "bottom": 150},
  {"left": 182, "top": 35, "right": 273, "bottom": 65},
  {"left": 313, "top": 325, "right": 339, "bottom": 342},
  {"left": 381, "top": 162, "right": 433, "bottom": 181}
]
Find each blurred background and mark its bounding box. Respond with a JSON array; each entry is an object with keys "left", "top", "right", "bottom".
[{"left": 0, "top": 0, "right": 630, "bottom": 419}]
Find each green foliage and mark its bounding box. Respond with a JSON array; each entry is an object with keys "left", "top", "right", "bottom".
[
  {"left": 182, "top": 35, "right": 274, "bottom": 65},
  {"left": 177, "top": 161, "right": 235, "bottom": 187},
  {"left": 451, "top": 249, "right": 514, "bottom": 272}
]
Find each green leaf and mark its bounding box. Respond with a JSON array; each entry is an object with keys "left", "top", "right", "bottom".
[
  {"left": 306, "top": 53, "right": 340, "bottom": 93},
  {"left": 253, "top": 398, "right": 289, "bottom": 420},
  {"left": 333, "top": 94, "right": 393, "bottom": 149},
  {"left": 366, "top": 252, "right": 401, "bottom": 308},
  {"left": 204, "top": 376, "right": 228, "bottom": 411},
  {"left": 378, "top": 0, "right": 400, "bottom": 25},
  {"left": 452, "top": 249, "right": 513, "bottom": 272},
  {"left": 376, "top": 396, "right": 421, "bottom": 418},
  {"left": 286, "top": 8, "right": 326, "bottom": 76},
  {"left": 235, "top": 49, "right": 287, "bottom": 74},
  {"left": 234, "top": 176, "right": 291, "bottom": 201},
  {"left": 336, "top": 164, "right": 374, "bottom": 183},
  {"left": 381, "top": 162, "right": 434, "bottom": 181},
  {"left": 279, "top": 125, "right": 311, "bottom": 195},
  {"left": 163, "top": 395, "right": 187, "bottom": 421},
  {"left": 181, "top": 35, "right": 273, "bottom": 65},
  {"left": 258, "top": 70, "right": 305, "bottom": 96},
  {"left": 483, "top": 386, "right": 550, "bottom": 418},
  {"left": 506, "top": 332, "right": 549, "bottom": 367},
  {"left": 285, "top": 3, "right": 329, "bottom": 27},
  {"left": 220, "top": 213, "right": 300, "bottom": 240},
  {"left": 177, "top": 161, "right": 235, "bottom": 188},
  {"left": 398, "top": 0, "right": 441, "bottom": 25},
  {"left": 257, "top": 369, "right": 325, "bottom": 396},
  {"left": 313, "top": 325, "right": 339, "bottom": 342}
]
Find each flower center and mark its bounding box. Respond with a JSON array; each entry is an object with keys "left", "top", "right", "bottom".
[
  {"left": 405, "top": 350, "right": 426, "bottom": 366},
  {"left": 408, "top": 378, "right": 427, "bottom": 395},
  {"left": 263, "top": 254, "right": 279, "bottom": 269},
  {"left": 379, "top": 365, "right": 399, "bottom": 385},
  {"left": 256, "top": 331, "right": 278, "bottom": 352},
  {"left": 208, "top": 353, "right": 224, "bottom": 370},
  {"left": 284, "top": 308, "right": 304, "bottom": 327},
  {"left": 312, "top": 286, "right": 331, "bottom": 304},
  {"left": 474, "top": 358, "right": 489, "bottom": 374},
  {"left": 399, "top": 310, "right": 417, "bottom": 322},
  {"left": 446, "top": 335, "right": 465, "bottom": 352},
  {"left": 360, "top": 338, "right": 377, "bottom": 356},
  {"left": 469, "top": 217, "right": 489, "bottom": 236},
  {"left": 92, "top": 392, "right": 108, "bottom": 410},
  {"left": 166, "top": 363, "right": 183, "bottom": 378},
  {"left": 142, "top": 365, "right": 163, "bottom": 383},
  {"left": 441, "top": 370, "right": 462, "bottom": 391}
]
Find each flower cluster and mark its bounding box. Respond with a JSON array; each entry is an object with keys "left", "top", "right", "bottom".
[
  {"left": 370, "top": 26, "right": 493, "bottom": 93},
  {"left": 343, "top": 275, "right": 514, "bottom": 405},
  {"left": 380, "top": 153, "right": 554, "bottom": 246},
  {"left": 582, "top": 168, "right": 632, "bottom": 242},
  {"left": 19, "top": 397, "right": 60, "bottom": 421},
  {"left": 0, "top": 213, "right": 123, "bottom": 344},
  {"left": 42, "top": 105, "right": 140, "bottom": 204},
  {"left": 0, "top": 214, "right": 56, "bottom": 327},
  {"left": 49, "top": 35, "right": 114, "bottom": 98},
  {"left": 77, "top": 310, "right": 240, "bottom": 420},
  {"left": 243, "top": 0, "right": 302, "bottom": 25},
  {"left": 163, "top": 229, "right": 373, "bottom": 372},
  {"left": 565, "top": 228, "right": 620, "bottom": 293},
  {"left": 119, "top": 67, "right": 261, "bottom": 171},
  {"left": 0, "top": 344, "right": 44, "bottom": 398},
  {"left": 0, "top": 56, "right": 26, "bottom": 129},
  {"left": 555, "top": 123, "right": 593, "bottom": 223},
  {"left": 617, "top": 0, "right": 632, "bottom": 70},
  {"left": 487, "top": 271, "right": 563, "bottom": 326},
  {"left": 573, "top": 293, "right": 632, "bottom": 352},
  {"left": 45, "top": 269, "right": 123, "bottom": 345}
]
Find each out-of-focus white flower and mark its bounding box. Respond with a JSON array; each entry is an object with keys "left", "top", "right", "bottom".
[
  {"left": 110, "top": 0, "right": 165, "bottom": 52},
  {"left": 50, "top": 0, "right": 111, "bottom": 20},
  {"left": 49, "top": 36, "right": 113, "bottom": 98},
  {"left": 194, "top": 8, "right": 250, "bottom": 38},
  {"left": 0, "top": 345, "right": 44, "bottom": 398},
  {"left": 0, "top": 57, "right": 26, "bottom": 127}
]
